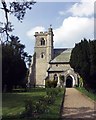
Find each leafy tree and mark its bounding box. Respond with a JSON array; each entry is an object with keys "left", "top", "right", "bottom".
[
  {"left": 2, "top": 37, "right": 28, "bottom": 91},
  {"left": 70, "top": 39, "right": 96, "bottom": 90},
  {"left": 89, "top": 40, "right": 96, "bottom": 88},
  {"left": 1, "top": 0, "right": 36, "bottom": 92}
]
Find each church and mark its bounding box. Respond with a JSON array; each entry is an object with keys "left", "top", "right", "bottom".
[{"left": 28, "top": 27, "right": 78, "bottom": 87}]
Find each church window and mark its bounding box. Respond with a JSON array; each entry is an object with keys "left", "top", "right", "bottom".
[
  {"left": 41, "top": 38, "right": 45, "bottom": 45},
  {"left": 54, "top": 74, "right": 58, "bottom": 81},
  {"left": 41, "top": 52, "right": 44, "bottom": 58}
]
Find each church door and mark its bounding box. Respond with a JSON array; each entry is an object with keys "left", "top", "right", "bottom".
[{"left": 66, "top": 76, "right": 73, "bottom": 88}]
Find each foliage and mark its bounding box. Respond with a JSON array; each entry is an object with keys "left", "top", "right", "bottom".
[
  {"left": 46, "top": 88, "right": 60, "bottom": 97},
  {"left": 24, "top": 99, "right": 34, "bottom": 117},
  {"left": 45, "top": 80, "right": 57, "bottom": 88},
  {"left": 59, "top": 75, "right": 65, "bottom": 82},
  {"left": 70, "top": 39, "right": 96, "bottom": 90},
  {"left": 59, "top": 75, "right": 65, "bottom": 87},
  {"left": 1, "top": 0, "right": 36, "bottom": 92},
  {"left": 23, "top": 88, "right": 64, "bottom": 119},
  {"left": 10, "top": 1, "right": 36, "bottom": 21},
  {"left": 2, "top": 38, "right": 28, "bottom": 92},
  {"left": 43, "top": 95, "right": 55, "bottom": 104},
  {"left": 0, "top": 0, "right": 36, "bottom": 42},
  {"left": 23, "top": 99, "right": 48, "bottom": 118},
  {"left": 79, "top": 77, "right": 83, "bottom": 87}
]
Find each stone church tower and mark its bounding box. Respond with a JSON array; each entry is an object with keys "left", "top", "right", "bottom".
[{"left": 29, "top": 28, "right": 54, "bottom": 87}]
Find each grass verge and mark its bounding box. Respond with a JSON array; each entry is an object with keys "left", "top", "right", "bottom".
[
  {"left": 2, "top": 87, "right": 65, "bottom": 120},
  {"left": 76, "top": 87, "right": 96, "bottom": 101}
]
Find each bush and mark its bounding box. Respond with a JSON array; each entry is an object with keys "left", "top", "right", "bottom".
[
  {"left": 24, "top": 99, "right": 34, "bottom": 117},
  {"left": 23, "top": 98, "right": 49, "bottom": 118},
  {"left": 52, "top": 80, "right": 58, "bottom": 88},
  {"left": 43, "top": 95, "right": 55, "bottom": 104},
  {"left": 45, "top": 80, "right": 52, "bottom": 88},
  {"left": 45, "top": 80, "right": 57, "bottom": 88},
  {"left": 74, "top": 84, "right": 78, "bottom": 87},
  {"left": 34, "top": 100, "right": 48, "bottom": 114},
  {"left": 46, "top": 88, "right": 59, "bottom": 97},
  {"left": 22, "top": 88, "right": 63, "bottom": 118}
]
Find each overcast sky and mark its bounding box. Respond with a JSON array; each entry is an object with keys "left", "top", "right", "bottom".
[{"left": 0, "top": 0, "right": 95, "bottom": 55}]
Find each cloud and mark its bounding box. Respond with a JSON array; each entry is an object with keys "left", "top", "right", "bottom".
[
  {"left": 54, "top": 17, "right": 93, "bottom": 48},
  {"left": 81, "top": 0, "right": 95, "bottom": 2},
  {"left": 55, "top": 0, "right": 94, "bottom": 48},
  {"left": 27, "top": 16, "right": 93, "bottom": 48},
  {"left": 27, "top": 1, "right": 94, "bottom": 49},
  {"left": 58, "top": 0, "right": 94, "bottom": 17},
  {"left": 27, "top": 26, "right": 45, "bottom": 40},
  {"left": 68, "top": 1, "right": 94, "bottom": 17}
]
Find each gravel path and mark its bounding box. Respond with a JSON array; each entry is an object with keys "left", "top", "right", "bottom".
[{"left": 62, "top": 88, "right": 96, "bottom": 119}]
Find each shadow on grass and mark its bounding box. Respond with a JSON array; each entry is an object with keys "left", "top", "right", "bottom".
[{"left": 2, "top": 93, "right": 45, "bottom": 108}]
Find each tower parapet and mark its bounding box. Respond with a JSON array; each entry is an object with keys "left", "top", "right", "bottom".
[{"left": 34, "top": 31, "right": 48, "bottom": 37}]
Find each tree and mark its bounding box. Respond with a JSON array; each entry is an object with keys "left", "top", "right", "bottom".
[
  {"left": 2, "top": 37, "right": 28, "bottom": 91},
  {"left": 1, "top": 0, "right": 36, "bottom": 92},
  {"left": 89, "top": 40, "right": 96, "bottom": 88},
  {"left": 70, "top": 39, "right": 96, "bottom": 90}
]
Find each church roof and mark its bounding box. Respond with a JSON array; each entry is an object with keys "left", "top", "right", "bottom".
[
  {"left": 47, "top": 65, "right": 71, "bottom": 72},
  {"left": 50, "top": 48, "right": 72, "bottom": 63}
]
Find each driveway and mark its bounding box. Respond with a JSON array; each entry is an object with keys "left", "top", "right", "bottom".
[{"left": 62, "top": 88, "right": 96, "bottom": 119}]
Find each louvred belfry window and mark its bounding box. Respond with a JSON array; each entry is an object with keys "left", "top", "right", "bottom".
[{"left": 41, "top": 38, "right": 45, "bottom": 45}]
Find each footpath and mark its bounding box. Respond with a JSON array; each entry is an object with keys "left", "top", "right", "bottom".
[{"left": 61, "top": 88, "right": 96, "bottom": 119}]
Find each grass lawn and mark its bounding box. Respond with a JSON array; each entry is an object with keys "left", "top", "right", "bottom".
[
  {"left": 2, "top": 88, "right": 65, "bottom": 120},
  {"left": 76, "top": 87, "right": 96, "bottom": 101}
]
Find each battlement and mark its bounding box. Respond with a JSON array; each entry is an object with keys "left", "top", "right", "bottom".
[
  {"left": 34, "top": 28, "right": 53, "bottom": 37},
  {"left": 34, "top": 31, "right": 48, "bottom": 36}
]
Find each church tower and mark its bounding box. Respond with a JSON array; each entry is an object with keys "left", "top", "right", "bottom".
[{"left": 33, "top": 27, "right": 54, "bottom": 86}]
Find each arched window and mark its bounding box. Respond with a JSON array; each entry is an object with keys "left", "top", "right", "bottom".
[
  {"left": 41, "top": 52, "right": 44, "bottom": 58},
  {"left": 41, "top": 38, "right": 45, "bottom": 45},
  {"left": 54, "top": 74, "right": 58, "bottom": 81}
]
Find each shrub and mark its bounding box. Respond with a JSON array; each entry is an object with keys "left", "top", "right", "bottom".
[
  {"left": 24, "top": 99, "right": 34, "bottom": 117},
  {"left": 46, "top": 88, "right": 60, "bottom": 97},
  {"left": 34, "top": 100, "right": 48, "bottom": 114},
  {"left": 74, "top": 84, "right": 78, "bottom": 87},
  {"left": 52, "top": 80, "right": 57, "bottom": 88},
  {"left": 23, "top": 88, "right": 63, "bottom": 118},
  {"left": 23, "top": 98, "right": 49, "bottom": 118},
  {"left": 59, "top": 75, "right": 65, "bottom": 82},
  {"left": 45, "top": 80, "right": 52, "bottom": 88},
  {"left": 45, "top": 80, "right": 57, "bottom": 88},
  {"left": 43, "top": 95, "right": 55, "bottom": 104}
]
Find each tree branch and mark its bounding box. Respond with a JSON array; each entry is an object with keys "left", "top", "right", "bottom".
[{"left": 1, "top": 0, "right": 9, "bottom": 42}]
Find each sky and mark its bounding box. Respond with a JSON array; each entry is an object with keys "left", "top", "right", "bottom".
[{"left": 0, "top": 0, "right": 95, "bottom": 55}]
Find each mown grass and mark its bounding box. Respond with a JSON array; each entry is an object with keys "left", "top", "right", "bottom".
[
  {"left": 2, "top": 88, "right": 65, "bottom": 120},
  {"left": 76, "top": 87, "right": 96, "bottom": 101},
  {"left": 3, "top": 88, "right": 46, "bottom": 117}
]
